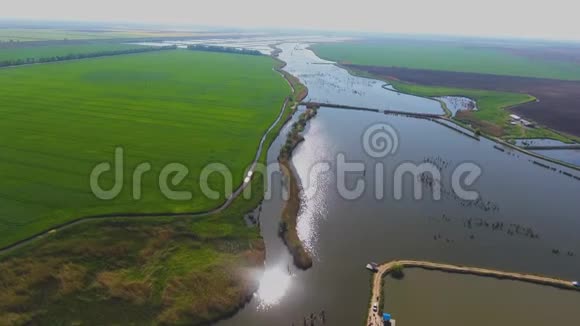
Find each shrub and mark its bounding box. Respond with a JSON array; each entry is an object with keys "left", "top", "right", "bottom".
[{"left": 391, "top": 263, "right": 405, "bottom": 279}]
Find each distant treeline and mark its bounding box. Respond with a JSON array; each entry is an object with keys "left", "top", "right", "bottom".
[
  {"left": 187, "top": 44, "right": 262, "bottom": 56},
  {"left": 0, "top": 45, "right": 177, "bottom": 67}
]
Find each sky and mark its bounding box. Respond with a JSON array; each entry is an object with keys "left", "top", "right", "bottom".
[{"left": 2, "top": 0, "right": 579, "bottom": 40}]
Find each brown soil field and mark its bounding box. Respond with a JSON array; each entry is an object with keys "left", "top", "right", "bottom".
[{"left": 347, "top": 64, "right": 580, "bottom": 137}]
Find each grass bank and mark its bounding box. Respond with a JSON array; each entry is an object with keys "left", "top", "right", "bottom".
[{"left": 276, "top": 105, "right": 319, "bottom": 270}]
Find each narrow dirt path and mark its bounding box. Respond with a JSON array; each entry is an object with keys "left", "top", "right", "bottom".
[{"left": 367, "top": 259, "right": 579, "bottom": 326}]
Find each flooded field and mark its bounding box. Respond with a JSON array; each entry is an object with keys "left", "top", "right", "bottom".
[
  {"left": 217, "top": 43, "right": 580, "bottom": 326},
  {"left": 436, "top": 95, "right": 477, "bottom": 116},
  {"left": 383, "top": 269, "right": 580, "bottom": 326}
]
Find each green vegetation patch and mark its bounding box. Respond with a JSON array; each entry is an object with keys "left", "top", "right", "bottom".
[
  {"left": 0, "top": 50, "right": 290, "bottom": 248},
  {"left": 312, "top": 41, "right": 580, "bottom": 81},
  {"left": 0, "top": 208, "right": 265, "bottom": 325}
]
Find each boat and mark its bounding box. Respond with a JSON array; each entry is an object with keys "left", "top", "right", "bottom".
[{"left": 366, "top": 262, "right": 379, "bottom": 272}]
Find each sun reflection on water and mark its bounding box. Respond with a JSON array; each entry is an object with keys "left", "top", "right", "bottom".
[{"left": 256, "top": 265, "right": 292, "bottom": 309}]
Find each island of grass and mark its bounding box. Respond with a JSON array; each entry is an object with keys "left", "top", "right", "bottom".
[
  {"left": 0, "top": 49, "right": 290, "bottom": 248},
  {"left": 0, "top": 48, "right": 296, "bottom": 324},
  {"left": 311, "top": 40, "right": 580, "bottom": 141}
]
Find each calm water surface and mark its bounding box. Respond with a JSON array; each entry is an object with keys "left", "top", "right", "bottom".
[
  {"left": 383, "top": 269, "right": 580, "bottom": 326},
  {"left": 217, "top": 43, "right": 580, "bottom": 326}
]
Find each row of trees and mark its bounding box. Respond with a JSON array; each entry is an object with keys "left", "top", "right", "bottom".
[
  {"left": 0, "top": 45, "right": 177, "bottom": 68},
  {"left": 187, "top": 44, "right": 262, "bottom": 56}
]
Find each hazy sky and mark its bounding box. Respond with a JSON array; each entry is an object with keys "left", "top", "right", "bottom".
[{"left": 3, "top": 0, "right": 579, "bottom": 40}]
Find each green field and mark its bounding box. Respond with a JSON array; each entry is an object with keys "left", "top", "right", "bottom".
[
  {"left": 0, "top": 43, "right": 149, "bottom": 62},
  {"left": 312, "top": 41, "right": 580, "bottom": 80},
  {"left": 0, "top": 50, "right": 290, "bottom": 248}
]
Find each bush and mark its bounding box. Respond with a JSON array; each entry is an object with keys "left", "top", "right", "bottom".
[{"left": 390, "top": 263, "right": 405, "bottom": 279}]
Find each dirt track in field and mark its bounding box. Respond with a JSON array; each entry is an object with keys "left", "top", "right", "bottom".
[{"left": 347, "top": 64, "right": 580, "bottom": 137}]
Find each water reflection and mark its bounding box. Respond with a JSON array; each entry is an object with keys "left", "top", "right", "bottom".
[
  {"left": 292, "top": 117, "right": 332, "bottom": 256},
  {"left": 277, "top": 43, "right": 444, "bottom": 114},
  {"left": 217, "top": 43, "right": 580, "bottom": 326},
  {"left": 256, "top": 264, "right": 292, "bottom": 309}
]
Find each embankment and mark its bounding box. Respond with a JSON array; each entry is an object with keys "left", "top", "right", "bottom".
[
  {"left": 366, "top": 259, "right": 580, "bottom": 326},
  {"left": 277, "top": 105, "right": 319, "bottom": 270}
]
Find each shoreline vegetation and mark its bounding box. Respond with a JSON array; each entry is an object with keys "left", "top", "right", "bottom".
[
  {"left": 0, "top": 52, "right": 296, "bottom": 325},
  {"left": 277, "top": 104, "right": 319, "bottom": 270},
  {"left": 367, "top": 259, "right": 580, "bottom": 326}
]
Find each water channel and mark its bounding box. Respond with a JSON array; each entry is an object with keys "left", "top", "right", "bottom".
[{"left": 218, "top": 43, "right": 580, "bottom": 326}]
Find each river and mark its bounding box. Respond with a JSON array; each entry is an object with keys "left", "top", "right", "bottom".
[{"left": 217, "top": 43, "right": 580, "bottom": 326}]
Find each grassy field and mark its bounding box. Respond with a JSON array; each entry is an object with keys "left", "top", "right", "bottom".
[
  {"left": 0, "top": 55, "right": 298, "bottom": 324},
  {"left": 388, "top": 80, "right": 579, "bottom": 142},
  {"left": 312, "top": 41, "right": 580, "bottom": 81},
  {"left": 0, "top": 50, "right": 290, "bottom": 248},
  {"left": 0, "top": 43, "right": 149, "bottom": 62}
]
